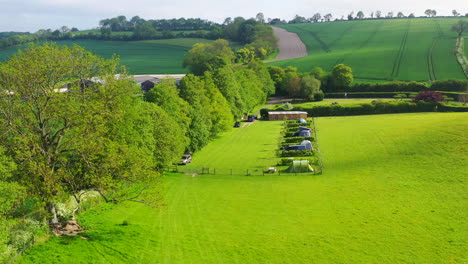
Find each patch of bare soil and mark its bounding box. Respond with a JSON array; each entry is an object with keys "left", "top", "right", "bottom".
[
  {"left": 267, "top": 27, "right": 308, "bottom": 62},
  {"left": 50, "top": 220, "right": 84, "bottom": 237}
]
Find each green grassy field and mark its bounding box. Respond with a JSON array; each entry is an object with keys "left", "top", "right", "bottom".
[
  {"left": 0, "top": 38, "right": 217, "bottom": 74},
  {"left": 269, "top": 18, "right": 468, "bottom": 82},
  {"left": 18, "top": 112, "right": 467, "bottom": 263},
  {"left": 184, "top": 121, "right": 282, "bottom": 173}
]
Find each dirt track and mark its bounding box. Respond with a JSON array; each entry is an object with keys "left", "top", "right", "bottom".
[{"left": 267, "top": 27, "right": 308, "bottom": 62}]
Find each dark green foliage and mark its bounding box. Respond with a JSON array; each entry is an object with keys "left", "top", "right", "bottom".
[
  {"left": 279, "top": 150, "right": 314, "bottom": 157},
  {"left": 331, "top": 64, "right": 354, "bottom": 90},
  {"left": 325, "top": 91, "right": 461, "bottom": 99},
  {"left": 183, "top": 39, "right": 234, "bottom": 76},
  {"left": 349, "top": 81, "right": 428, "bottom": 93},
  {"left": 291, "top": 101, "right": 448, "bottom": 117},
  {"left": 282, "top": 136, "right": 314, "bottom": 144},
  {"left": 430, "top": 80, "right": 468, "bottom": 92}
]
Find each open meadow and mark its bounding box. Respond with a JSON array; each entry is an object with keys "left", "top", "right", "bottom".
[
  {"left": 18, "top": 112, "right": 467, "bottom": 263},
  {"left": 0, "top": 38, "right": 218, "bottom": 74},
  {"left": 268, "top": 18, "right": 468, "bottom": 82}
]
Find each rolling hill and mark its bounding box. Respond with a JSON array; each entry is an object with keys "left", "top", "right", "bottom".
[
  {"left": 0, "top": 38, "right": 237, "bottom": 74},
  {"left": 268, "top": 18, "right": 468, "bottom": 82}
]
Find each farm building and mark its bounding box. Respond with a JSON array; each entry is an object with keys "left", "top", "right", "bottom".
[
  {"left": 133, "top": 75, "right": 184, "bottom": 92},
  {"left": 268, "top": 111, "right": 308, "bottom": 121}
]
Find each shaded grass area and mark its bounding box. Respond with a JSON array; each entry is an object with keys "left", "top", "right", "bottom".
[
  {"left": 269, "top": 18, "right": 467, "bottom": 82},
  {"left": 19, "top": 113, "right": 468, "bottom": 263},
  {"left": 0, "top": 38, "right": 225, "bottom": 74}
]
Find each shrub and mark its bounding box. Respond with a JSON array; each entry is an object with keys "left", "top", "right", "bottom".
[
  {"left": 413, "top": 91, "right": 445, "bottom": 102},
  {"left": 314, "top": 91, "right": 325, "bottom": 101},
  {"left": 430, "top": 80, "right": 468, "bottom": 92},
  {"left": 281, "top": 102, "right": 293, "bottom": 110},
  {"left": 282, "top": 136, "right": 314, "bottom": 144},
  {"left": 279, "top": 150, "right": 314, "bottom": 157}
]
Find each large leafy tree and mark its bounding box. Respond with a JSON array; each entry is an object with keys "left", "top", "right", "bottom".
[
  {"left": 0, "top": 43, "right": 159, "bottom": 221},
  {"left": 331, "top": 64, "right": 354, "bottom": 90},
  {"left": 183, "top": 39, "right": 234, "bottom": 75},
  {"left": 451, "top": 20, "right": 468, "bottom": 36}
]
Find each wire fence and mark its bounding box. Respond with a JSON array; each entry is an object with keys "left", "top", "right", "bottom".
[{"left": 167, "top": 165, "right": 322, "bottom": 176}]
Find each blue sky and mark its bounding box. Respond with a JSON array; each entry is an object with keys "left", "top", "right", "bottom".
[{"left": 0, "top": 0, "right": 466, "bottom": 32}]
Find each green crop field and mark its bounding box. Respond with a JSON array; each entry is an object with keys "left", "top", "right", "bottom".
[
  {"left": 269, "top": 18, "right": 468, "bottom": 82},
  {"left": 0, "top": 38, "right": 219, "bottom": 74},
  {"left": 18, "top": 112, "right": 467, "bottom": 263}
]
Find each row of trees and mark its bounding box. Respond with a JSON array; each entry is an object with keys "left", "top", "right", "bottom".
[
  {"left": 0, "top": 40, "right": 279, "bottom": 260},
  {"left": 0, "top": 44, "right": 191, "bottom": 261},
  {"left": 282, "top": 10, "right": 468, "bottom": 24},
  {"left": 267, "top": 64, "right": 354, "bottom": 98}
]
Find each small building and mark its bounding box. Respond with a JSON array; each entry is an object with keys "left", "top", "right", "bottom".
[
  {"left": 140, "top": 79, "right": 160, "bottom": 92},
  {"left": 268, "top": 111, "right": 307, "bottom": 121}
]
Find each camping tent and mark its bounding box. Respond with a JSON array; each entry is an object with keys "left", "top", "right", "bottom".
[
  {"left": 293, "top": 127, "right": 311, "bottom": 137},
  {"left": 300, "top": 140, "right": 313, "bottom": 150},
  {"left": 287, "top": 160, "right": 315, "bottom": 173}
]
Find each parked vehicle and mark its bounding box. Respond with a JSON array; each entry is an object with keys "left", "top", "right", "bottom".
[
  {"left": 247, "top": 115, "right": 256, "bottom": 122},
  {"left": 179, "top": 153, "right": 192, "bottom": 165},
  {"left": 234, "top": 121, "right": 241, "bottom": 127}
]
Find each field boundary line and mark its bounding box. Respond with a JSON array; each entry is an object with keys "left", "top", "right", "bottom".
[
  {"left": 454, "top": 37, "right": 468, "bottom": 78},
  {"left": 306, "top": 30, "right": 331, "bottom": 53},
  {"left": 427, "top": 38, "right": 438, "bottom": 81},
  {"left": 329, "top": 23, "right": 355, "bottom": 50},
  {"left": 391, "top": 20, "right": 410, "bottom": 79}
]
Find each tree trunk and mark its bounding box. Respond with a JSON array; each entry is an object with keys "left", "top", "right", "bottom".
[{"left": 48, "top": 202, "right": 59, "bottom": 224}]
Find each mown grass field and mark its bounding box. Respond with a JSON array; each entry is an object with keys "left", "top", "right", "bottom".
[
  {"left": 0, "top": 38, "right": 218, "bottom": 74},
  {"left": 269, "top": 18, "right": 468, "bottom": 82},
  {"left": 184, "top": 120, "right": 282, "bottom": 173},
  {"left": 19, "top": 112, "right": 467, "bottom": 263}
]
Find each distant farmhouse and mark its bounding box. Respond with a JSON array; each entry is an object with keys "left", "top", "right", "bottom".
[{"left": 133, "top": 75, "right": 185, "bottom": 92}]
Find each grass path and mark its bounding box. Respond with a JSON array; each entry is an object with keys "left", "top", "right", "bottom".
[
  {"left": 19, "top": 113, "right": 468, "bottom": 263},
  {"left": 184, "top": 120, "right": 283, "bottom": 173}
]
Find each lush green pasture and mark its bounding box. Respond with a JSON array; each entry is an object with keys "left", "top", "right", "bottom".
[
  {"left": 0, "top": 38, "right": 215, "bottom": 74},
  {"left": 184, "top": 120, "right": 283, "bottom": 172},
  {"left": 269, "top": 18, "right": 468, "bottom": 82},
  {"left": 19, "top": 113, "right": 467, "bottom": 263}
]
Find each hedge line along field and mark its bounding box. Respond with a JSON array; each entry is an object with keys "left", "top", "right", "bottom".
[
  {"left": 269, "top": 18, "right": 468, "bottom": 82},
  {"left": 0, "top": 38, "right": 215, "bottom": 74},
  {"left": 18, "top": 112, "right": 467, "bottom": 263}
]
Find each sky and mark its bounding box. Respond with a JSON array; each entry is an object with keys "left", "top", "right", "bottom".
[{"left": 0, "top": 0, "right": 467, "bottom": 32}]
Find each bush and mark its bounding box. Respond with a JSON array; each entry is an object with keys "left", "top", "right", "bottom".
[
  {"left": 325, "top": 91, "right": 460, "bottom": 99},
  {"left": 430, "top": 80, "right": 468, "bottom": 92},
  {"left": 314, "top": 91, "right": 325, "bottom": 101},
  {"left": 291, "top": 101, "right": 442, "bottom": 117},
  {"left": 282, "top": 136, "right": 314, "bottom": 144},
  {"left": 349, "top": 81, "right": 428, "bottom": 93},
  {"left": 413, "top": 91, "right": 445, "bottom": 102},
  {"left": 279, "top": 149, "right": 314, "bottom": 157}
]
